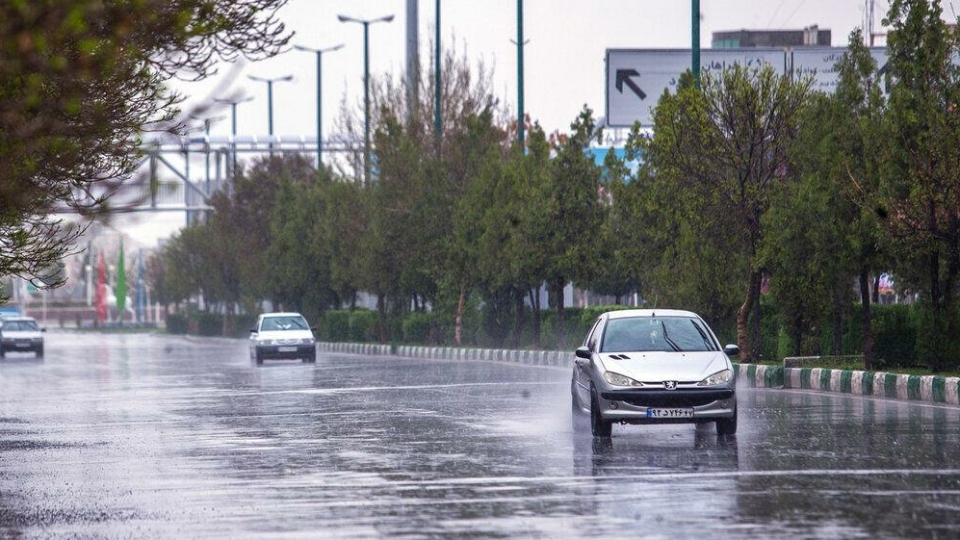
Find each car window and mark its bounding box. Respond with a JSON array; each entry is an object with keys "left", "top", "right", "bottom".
[
  {"left": 2, "top": 320, "right": 38, "bottom": 331},
  {"left": 584, "top": 318, "right": 603, "bottom": 350},
  {"left": 600, "top": 316, "right": 718, "bottom": 353},
  {"left": 261, "top": 316, "right": 309, "bottom": 331}
]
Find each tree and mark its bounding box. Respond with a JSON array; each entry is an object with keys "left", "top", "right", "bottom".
[
  {"left": 646, "top": 67, "right": 812, "bottom": 362},
  {"left": 537, "top": 107, "right": 604, "bottom": 346},
  {"left": 0, "top": 0, "right": 289, "bottom": 298},
  {"left": 880, "top": 0, "right": 960, "bottom": 371}
]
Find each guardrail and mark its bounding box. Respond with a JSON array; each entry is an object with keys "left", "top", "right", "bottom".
[{"left": 318, "top": 342, "right": 960, "bottom": 407}]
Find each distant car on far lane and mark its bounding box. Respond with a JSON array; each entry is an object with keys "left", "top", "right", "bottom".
[
  {"left": 0, "top": 316, "right": 45, "bottom": 358},
  {"left": 249, "top": 312, "right": 316, "bottom": 365}
]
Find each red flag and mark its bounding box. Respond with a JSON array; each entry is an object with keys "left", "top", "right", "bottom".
[{"left": 95, "top": 253, "right": 107, "bottom": 325}]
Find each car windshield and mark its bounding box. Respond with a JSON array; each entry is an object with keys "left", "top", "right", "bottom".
[
  {"left": 600, "top": 316, "right": 718, "bottom": 353},
  {"left": 260, "top": 316, "right": 308, "bottom": 331},
  {"left": 2, "top": 320, "right": 38, "bottom": 332}
]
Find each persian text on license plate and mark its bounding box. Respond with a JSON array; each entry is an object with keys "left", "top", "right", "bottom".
[
  {"left": 278, "top": 346, "right": 297, "bottom": 352},
  {"left": 647, "top": 408, "right": 694, "bottom": 418}
]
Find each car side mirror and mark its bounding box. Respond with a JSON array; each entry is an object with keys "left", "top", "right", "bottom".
[
  {"left": 41, "top": 328, "right": 46, "bottom": 333},
  {"left": 249, "top": 327, "right": 257, "bottom": 334},
  {"left": 575, "top": 347, "right": 592, "bottom": 360},
  {"left": 723, "top": 344, "right": 740, "bottom": 357}
]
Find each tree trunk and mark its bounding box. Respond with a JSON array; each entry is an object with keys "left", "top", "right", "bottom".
[
  {"left": 736, "top": 269, "right": 761, "bottom": 363},
  {"left": 454, "top": 281, "right": 466, "bottom": 346},
  {"left": 832, "top": 283, "right": 843, "bottom": 356},
  {"left": 750, "top": 280, "right": 762, "bottom": 361},
  {"left": 376, "top": 293, "right": 387, "bottom": 343},
  {"left": 530, "top": 287, "right": 541, "bottom": 348},
  {"left": 872, "top": 273, "right": 880, "bottom": 304},
  {"left": 513, "top": 288, "right": 525, "bottom": 348},
  {"left": 859, "top": 268, "right": 874, "bottom": 370},
  {"left": 792, "top": 314, "right": 803, "bottom": 357},
  {"left": 553, "top": 279, "right": 565, "bottom": 349}
]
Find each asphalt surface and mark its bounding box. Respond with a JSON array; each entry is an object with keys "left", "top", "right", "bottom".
[{"left": 1, "top": 331, "right": 959, "bottom": 539}]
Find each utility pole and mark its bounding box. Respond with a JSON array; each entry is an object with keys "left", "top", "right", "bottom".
[
  {"left": 516, "top": 0, "right": 525, "bottom": 146},
  {"left": 692, "top": 0, "right": 701, "bottom": 88}
]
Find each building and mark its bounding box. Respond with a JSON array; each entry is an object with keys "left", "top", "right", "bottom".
[{"left": 712, "top": 25, "right": 831, "bottom": 49}]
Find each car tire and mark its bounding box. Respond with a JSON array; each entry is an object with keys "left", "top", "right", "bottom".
[
  {"left": 255, "top": 350, "right": 264, "bottom": 365},
  {"left": 36, "top": 345, "right": 43, "bottom": 358},
  {"left": 303, "top": 351, "right": 316, "bottom": 363},
  {"left": 716, "top": 406, "right": 738, "bottom": 436},
  {"left": 590, "top": 385, "right": 612, "bottom": 438},
  {"left": 0, "top": 346, "right": 5, "bottom": 359}
]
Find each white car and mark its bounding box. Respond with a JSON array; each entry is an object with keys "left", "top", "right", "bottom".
[
  {"left": 572, "top": 309, "right": 738, "bottom": 438},
  {"left": 0, "top": 316, "right": 45, "bottom": 358},
  {"left": 249, "top": 312, "right": 316, "bottom": 365}
]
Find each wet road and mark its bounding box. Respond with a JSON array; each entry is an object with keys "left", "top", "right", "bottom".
[{"left": 1, "top": 332, "right": 959, "bottom": 539}]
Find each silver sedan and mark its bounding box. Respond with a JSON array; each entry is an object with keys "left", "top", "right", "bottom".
[{"left": 571, "top": 309, "right": 738, "bottom": 438}]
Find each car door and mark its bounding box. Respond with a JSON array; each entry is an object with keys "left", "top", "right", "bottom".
[{"left": 574, "top": 317, "right": 604, "bottom": 408}]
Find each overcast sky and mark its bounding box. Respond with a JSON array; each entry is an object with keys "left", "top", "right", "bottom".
[
  {"left": 176, "top": 0, "right": 894, "bottom": 140},
  {"left": 119, "top": 1, "right": 897, "bottom": 247}
]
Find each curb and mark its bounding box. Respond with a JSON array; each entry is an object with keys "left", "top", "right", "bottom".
[
  {"left": 733, "top": 363, "right": 960, "bottom": 406},
  {"left": 318, "top": 341, "right": 960, "bottom": 407}
]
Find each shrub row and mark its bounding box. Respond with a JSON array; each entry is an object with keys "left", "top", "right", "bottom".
[{"left": 166, "top": 302, "right": 937, "bottom": 369}]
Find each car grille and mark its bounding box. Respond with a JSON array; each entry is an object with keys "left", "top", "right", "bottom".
[{"left": 618, "top": 390, "right": 733, "bottom": 408}]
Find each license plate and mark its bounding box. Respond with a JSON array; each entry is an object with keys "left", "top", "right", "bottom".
[
  {"left": 277, "top": 346, "right": 296, "bottom": 352},
  {"left": 14, "top": 342, "right": 30, "bottom": 348},
  {"left": 647, "top": 408, "right": 694, "bottom": 418}
]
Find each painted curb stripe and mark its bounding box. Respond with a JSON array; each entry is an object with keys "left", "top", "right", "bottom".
[{"left": 320, "top": 341, "right": 960, "bottom": 408}]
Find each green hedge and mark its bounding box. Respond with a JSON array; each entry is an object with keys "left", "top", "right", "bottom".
[
  {"left": 321, "top": 310, "right": 350, "bottom": 341},
  {"left": 402, "top": 312, "right": 433, "bottom": 344},
  {"left": 166, "top": 313, "right": 188, "bottom": 334}
]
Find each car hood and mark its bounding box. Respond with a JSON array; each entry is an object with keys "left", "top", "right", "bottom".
[
  {"left": 254, "top": 330, "right": 314, "bottom": 341},
  {"left": 598, "top": 351, "right": 730, "bottom": 383}
]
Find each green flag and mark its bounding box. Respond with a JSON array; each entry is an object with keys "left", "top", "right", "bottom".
[{"left": 115, "top": 240, "right": 127, "bottom": 314}]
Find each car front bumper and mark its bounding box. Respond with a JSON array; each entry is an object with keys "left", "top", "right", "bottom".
[
  {"left": 596, "top": 388, "right": 736, "bottom": 423},
  {"left": 1, "top": 338, "right": 42, "bottom": 351},
  {"left": 254, "top": 343, "right": 315, "bottom": 360}
]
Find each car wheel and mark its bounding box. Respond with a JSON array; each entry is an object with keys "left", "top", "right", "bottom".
[
  {"left": 716, "top": 406, "right": 738, "bottom": 436},
  {"left": 590, "top": 385, "right": 612, "bottom": 438},
  {"left": 0, "top": 345, "right": 5, "bottom": 359},
  {"left": 255, "top": 350, "right": 263, "bottom": 365},
  {"left": 36, "top": 345, "right": 43, "bottom": 358},
  {"left": 302, "top": 351, "right": 316, "bottom": 363}
]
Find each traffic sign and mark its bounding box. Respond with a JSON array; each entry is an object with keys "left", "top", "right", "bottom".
[
  {"left": 606, "top": 48, "right": 787, "bottom": 128},
  {"left": 792, "top": 47, "right": 888, "bottom": 93}
]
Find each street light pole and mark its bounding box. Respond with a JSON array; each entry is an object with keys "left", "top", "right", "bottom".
[
  {"left": 517, "top": 0, "right": 525, "bottom": 146},
  {"left": 692, "top": 0, "right": 701, "bottom": 88},
  {"left": 435, "top": 0, "right": 442, "bottom": 149},
  {"left": 214, "top": 96, "right": 254, "bottom": 180},
  {"left": 339, "top": 13, "right": 394, "bottom": 185},
  {"left": 248, "top": 74, "right": 293, "bottom": 156},
  {"left": 294, "top": 43, "right": 344, "bottom": 169}
]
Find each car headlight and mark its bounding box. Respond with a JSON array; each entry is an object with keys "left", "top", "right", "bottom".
[
  {"left": 698, "top": 369, "right": 732, "bottom": 386},
  {"left": 603, "top": 371, "right": 644, "bottom": 387}
]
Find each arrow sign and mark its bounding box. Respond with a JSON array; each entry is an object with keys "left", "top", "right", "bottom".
[{"left": 616, "top": 69, "right": 647, "bottom": 100}]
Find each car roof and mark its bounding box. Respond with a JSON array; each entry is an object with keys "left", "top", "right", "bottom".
[
  {"left": 604, "top": 309, "right": 700, "bottom": 320},
  {"left": 260, "top": 312, "right": 304, "bottom": 318},
  {"left": 0, "top": 316, "right": 37, "bottom": 322}
]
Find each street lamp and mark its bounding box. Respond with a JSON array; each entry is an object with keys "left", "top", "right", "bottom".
[
  {"left": 213, "top": 95, "right": 254, "bottom": 179},
  {"left": 248, "top": 74, "right": 294, "bottom": 155},
  {"left": 338, "top": 13, "right": 395, "bottom": 185},
  {"left": 293, "top": 43, "right": 344, "bottom": 169}
]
